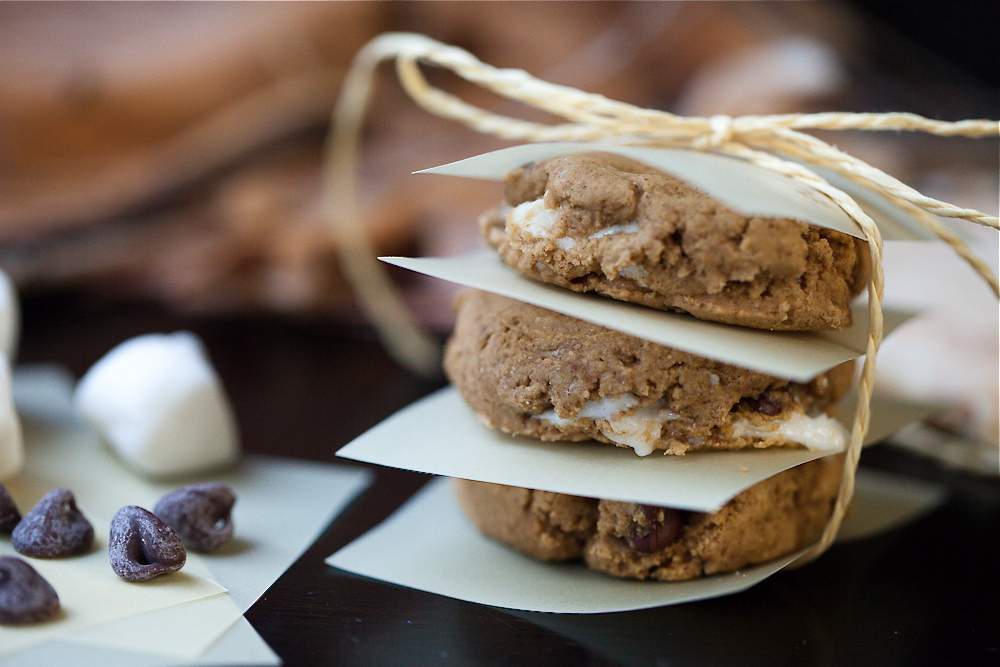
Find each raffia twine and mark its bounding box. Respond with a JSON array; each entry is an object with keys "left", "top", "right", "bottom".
[{"left": 323, "top": 33, "right": 999, "bottom": 565}]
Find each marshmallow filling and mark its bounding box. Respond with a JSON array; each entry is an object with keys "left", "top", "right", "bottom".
[{"left": 536, "top": 393, "right": 847, "bottom": 456}]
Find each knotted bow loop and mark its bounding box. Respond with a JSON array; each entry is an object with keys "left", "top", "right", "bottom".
[{"left": 691, "top": 115, "right": 736, "bottom": 150}]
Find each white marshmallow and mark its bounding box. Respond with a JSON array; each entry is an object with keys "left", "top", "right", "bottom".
[
  {"left": 74, "top": 332, "right": 240, "bottom": 477},
  {"left": 0, "top": 354, "right": 24, "bottom": 480},
  {"left": 0, "top": 268, "right": 20, "bottom": 359}
]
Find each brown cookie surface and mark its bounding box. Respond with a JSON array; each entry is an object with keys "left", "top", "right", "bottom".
[
  {"left": 454, "top": 455, "right": 842, "bottom": 581},
  {"left": 444, "top": 290, "right": 854, "bottom": 456},
  {"left": 453, "top": 481, "right": 597, "bottom": 561},
  {"left": 483, "top": 152, "right": 869, "bottom": 331}
]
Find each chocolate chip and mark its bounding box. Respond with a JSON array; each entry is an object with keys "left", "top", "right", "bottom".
[
  {"left": 736, "top": 396, "right": 782, "bottom": 416},
  {"left": 0, "top": 556, "right": 60, "bottom": 625},
  {"left": 12, "top": 488, "right": 94, "bottom": 558},
  {"left": 0, "top": 483, "right": 20, "bottom": 533},
  {"left": 628, "top": 505, "right": 686, "bottom": 553},
  {"left": 109, "top": 506, "right": 186, "bottom": 581},
  {"left": 153, "top": 483, "right": 235, "bottom": 552}
]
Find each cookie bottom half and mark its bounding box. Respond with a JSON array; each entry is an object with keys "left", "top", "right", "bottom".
[{"left": 453, "top": 456, "right": 842, "bottom": 581}]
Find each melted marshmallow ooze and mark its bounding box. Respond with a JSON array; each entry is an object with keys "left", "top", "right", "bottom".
[
  {"left": 536, "top": 393, "right": 848, "bottom": 457},
  {"left": 509, "top": 199, "right": 648, "bottom": 275},
  {"left": 510, "top": 200, "right": 641, "bottom": 245}
]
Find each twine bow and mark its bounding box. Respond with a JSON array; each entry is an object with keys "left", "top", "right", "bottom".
[
  {"left": 693, "top": 115, "right": 736, "bottom": 151},
  {"left": 324, "top": 32, "right": 999, "bottom": 564}
]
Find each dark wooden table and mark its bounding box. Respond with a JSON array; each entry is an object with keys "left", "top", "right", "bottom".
[{"left": 17, "top": 292, "right": 999, "bottom": 666}]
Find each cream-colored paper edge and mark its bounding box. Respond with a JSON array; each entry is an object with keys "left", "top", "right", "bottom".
[
  {"left": 803, "top": 162, "right": 939, "bottom": 241},
  {"left": 2, "top": 617, "right": 280, "bottom": 667},
  {"left": 381, "top": 253, "right": 912, "bottom": 381},
  {"left": 63, "top": 594, "right": 241, "bottom": 660},
  {"left": 418, "top": 143, "right": 924, "bottom": 241},
  {"left": 326, "top": 472, "right": 942, "bottom": 614},
  {"left": 336, "top": 386, "right": 933, "bottom": 513}
]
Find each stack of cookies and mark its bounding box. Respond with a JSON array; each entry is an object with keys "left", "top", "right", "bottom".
[{"left": 442, "top": 152, "right": 869, "bottom": 581}]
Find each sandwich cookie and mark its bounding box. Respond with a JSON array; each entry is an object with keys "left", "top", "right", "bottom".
[
  {"left": 444, "top": 290, "right": 853, "bottom": 456},
  {"left": 481, "top": 152, "right": 869, "bottom": 331}
]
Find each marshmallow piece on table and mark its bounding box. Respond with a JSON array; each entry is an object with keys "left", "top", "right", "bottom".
[
  {"left": 0, "top": 268, "right": 23, "bottom": 480},
  {"left": 0, "top": 268, "right": 19, "bottom": 359},
  {"left": 0, "top": 354, "right": 24, "bottom": 480},
  {"left": 74, "top": 332, "right": 240, "bottom": 477}
]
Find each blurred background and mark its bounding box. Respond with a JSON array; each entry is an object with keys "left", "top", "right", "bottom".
[{"left": 1, "top": 2, "right": 997, "bottom": 463}]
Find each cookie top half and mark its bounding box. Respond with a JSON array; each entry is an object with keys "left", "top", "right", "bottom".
[{"left": 481, "top": 152, "right": 869, "bottom": 331}]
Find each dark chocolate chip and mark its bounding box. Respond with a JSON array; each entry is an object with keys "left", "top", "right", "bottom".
[
  {"left": 109, "top": 506, "right": 186, "bottom": 582},
  {"left": 12, "top": 488, "right": 94, "bottom": 558},
  {"left": 153, "top": 483, "right": 235, "bottom": 553},
  {"left": 0, "top": 556, "right": 60, "bottom": 625},
  {"left": 738, "top": 396, "right": 782, "bottom": 416},
  {"left": 628, "top": 505, "right": 686, "bottom": 553},
  {"left": 0, "top": 482, "right": 20, "bottom": 533}
]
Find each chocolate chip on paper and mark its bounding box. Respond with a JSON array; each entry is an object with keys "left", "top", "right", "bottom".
[
  {"left": 0, "top": 556, "right": 60, "bottom": 625},
  {"left": 154, "top": 483, "right": 236, "bottom": 553},
  {"left": 12, "top": 488, "right": 94, "bottom": 558},
  {"left": 109, "top": 506, "right": 186, "bottom": 582}
]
